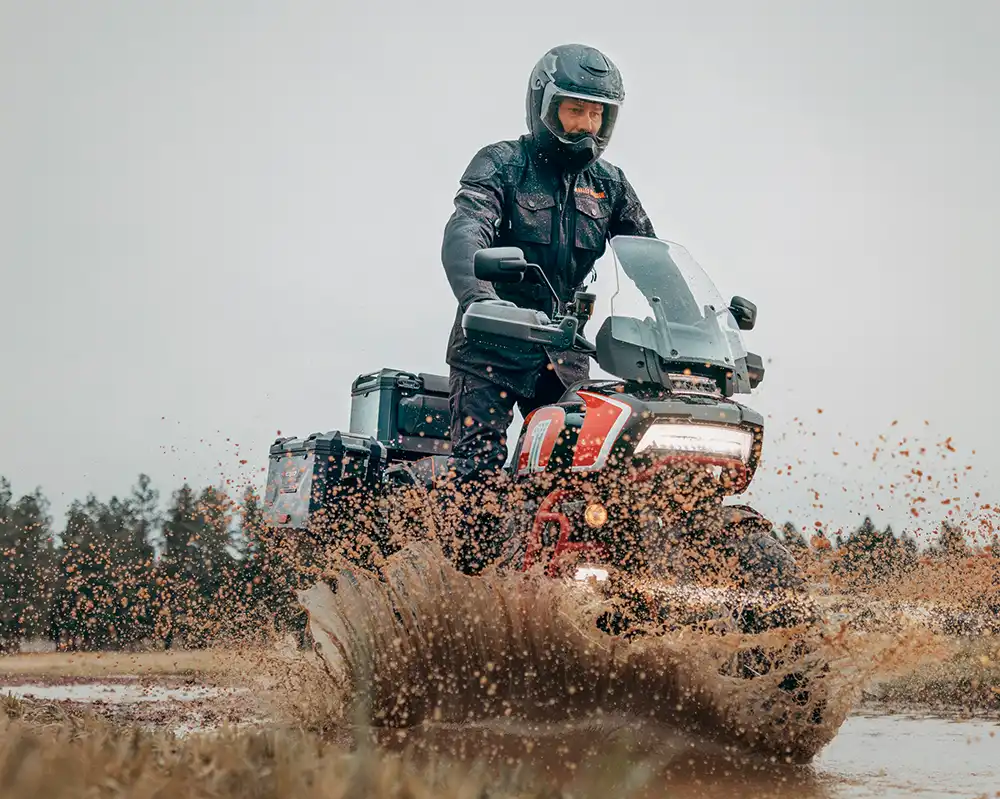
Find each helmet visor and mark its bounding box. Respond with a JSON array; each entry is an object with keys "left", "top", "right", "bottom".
[{"left": 539, "top": 83, "right": 620, "bottom": 147}]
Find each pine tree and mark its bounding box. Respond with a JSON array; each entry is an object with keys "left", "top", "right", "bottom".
[
  {"left": 932, "top": 520, "right": 967, "bottom": 559},
  {"left": 235, "top": 485, "right": 301, "bottom": 639},
  {"left": 186, "top": 486, "right": 238, "bottom": 645},
  {"left": 131, "top": 474, "right": 162, "bottom": 555},
  {"left": 779, "top": 521, "right": 809, "bottom": 551},
  {"left": 158, "top": 484, "right": 238, "bottom": 647},
  {"left": 0, "top": 480, "right": 57, "bottom": 652},
  {"left": 52, "top": 499, "right": 116, "bottom": 650},
  {"left": 158, "top": 484, "right": 200, "bottom": 647},
  {"left": 900, "top": 531, "right": 919, "bottom": 567}
]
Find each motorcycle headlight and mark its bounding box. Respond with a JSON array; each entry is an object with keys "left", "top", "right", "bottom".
[{"left": 634, "top": 423, "right": 753, "bottom": 462}]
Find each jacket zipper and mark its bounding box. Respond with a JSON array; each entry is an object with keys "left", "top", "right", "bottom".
[{"left": 554, "top": 174, "right": 575, "bottom": 316}]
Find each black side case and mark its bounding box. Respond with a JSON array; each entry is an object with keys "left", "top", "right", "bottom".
[{"left": 262, "top": 431, "right": 387, "bottom": 530}]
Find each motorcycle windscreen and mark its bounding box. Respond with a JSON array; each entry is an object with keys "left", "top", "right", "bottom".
[{"left": 586, "top": 236, "right": 747, "bottom": 372}]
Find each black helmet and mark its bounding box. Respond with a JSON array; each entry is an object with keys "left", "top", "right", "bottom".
[{"left": 525, "top": 43, "right": 625, "bottom": 172}]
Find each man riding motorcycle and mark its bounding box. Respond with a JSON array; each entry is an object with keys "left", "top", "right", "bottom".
[{"left": 441, "top": 43, "right": 657, "bottom": 486}]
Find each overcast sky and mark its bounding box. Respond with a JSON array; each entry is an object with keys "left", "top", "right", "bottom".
[{"left": 2, "top": 0, "right": 997, "bottom": 544}]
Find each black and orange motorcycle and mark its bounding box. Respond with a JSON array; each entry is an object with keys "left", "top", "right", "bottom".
[{"left": 259, "top": 236, "right": 838, "bottom": 761}]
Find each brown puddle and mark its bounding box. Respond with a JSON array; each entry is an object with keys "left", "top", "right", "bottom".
[{"left": 370, "top": 712, "right": 1000, "bottom": 798}]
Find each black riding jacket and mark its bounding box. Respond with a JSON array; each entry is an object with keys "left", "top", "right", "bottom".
[{"left": 441, "top": 133, "right": 656, "bottom": 397}]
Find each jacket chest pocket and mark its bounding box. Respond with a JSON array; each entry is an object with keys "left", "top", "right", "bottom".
[
  {"left": 509, "top": 190, "right": 556, "bottom": 245},
  {"left": 573, "top": 194, "right": 611, "bottom": 252}
]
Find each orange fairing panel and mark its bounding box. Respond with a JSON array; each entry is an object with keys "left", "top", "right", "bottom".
[{"left": 571, "top": 391, "right": 632, "bottom": 472}]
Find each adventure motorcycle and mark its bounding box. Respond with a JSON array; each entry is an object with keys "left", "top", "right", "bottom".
[{"left": 259, "top": 236, "right": 841, "bottom": 762}]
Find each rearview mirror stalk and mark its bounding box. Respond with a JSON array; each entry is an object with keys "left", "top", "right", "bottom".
[
  {"left": 526, "top": 262, "right": 560, "bottom": 309},
  {"left": 472, "top": 246, "right": 561, "bottom": 310}
]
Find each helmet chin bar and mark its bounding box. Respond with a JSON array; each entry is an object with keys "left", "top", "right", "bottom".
[{"left": 548, "top": 135, "right": 600, "bottom": 172}]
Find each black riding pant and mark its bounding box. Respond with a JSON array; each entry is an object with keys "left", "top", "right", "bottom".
[
  {"left": 447, "top": 364, "right": 568, "bottom": 478},
  {"left": 441, "top": 363, "right": 567, "bottom": 574}
]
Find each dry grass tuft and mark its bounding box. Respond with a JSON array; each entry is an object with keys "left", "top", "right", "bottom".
[
  {"left": 0, "top": 695, "right": 668, "bottom": 799},
  {"left": 862, "top": 636, "right": 1000, "bottom": 715}
]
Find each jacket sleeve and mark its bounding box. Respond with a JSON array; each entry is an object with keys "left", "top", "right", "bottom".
[
  {"left": 610, "top": 168, "right": 656, "bottom": 238},
  {"left": 441, "top": 146, "right": 507, "bottom": 311}
]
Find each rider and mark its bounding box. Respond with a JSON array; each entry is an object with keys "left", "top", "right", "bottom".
[{"left": 441, "top": 43, "right": 657, "bottom": 489}]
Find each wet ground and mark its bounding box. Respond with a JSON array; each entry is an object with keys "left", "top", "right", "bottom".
[
  {"left": 816, "top": 713, "right": 998, "bottom": 798},
  {"left": 2, "top": 677, "right": 996, "bottom": 798},
  {"left": 1, "top": 676, "right": 259, "bottom": 735}
]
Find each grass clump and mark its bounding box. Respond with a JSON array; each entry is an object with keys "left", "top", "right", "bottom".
[
  {"left": 0, "top": 696, "right": 662, "bottom": 799},
  {"left": 863, "top": 636, "right": 1000, "bottom": 716}
]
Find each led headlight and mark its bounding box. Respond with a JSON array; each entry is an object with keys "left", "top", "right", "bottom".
[{"left": 634, "top": 423, "right": 753, "bottom": 462}]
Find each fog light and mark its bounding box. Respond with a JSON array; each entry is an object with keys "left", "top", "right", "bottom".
[{"left": 584, "top": 502, "right": 608, "bottom": 528}]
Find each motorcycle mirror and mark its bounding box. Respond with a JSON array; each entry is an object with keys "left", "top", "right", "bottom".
[
  {"left": 474, "top": 247, "right": 530, "bottom": 283},
  {"left": 729, "top": 296, "right": 757, "bottom": 331}
]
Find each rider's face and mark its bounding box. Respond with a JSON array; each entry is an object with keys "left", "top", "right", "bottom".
[{"left": 557, "top": 98, "right": 604, "bottom": 136}]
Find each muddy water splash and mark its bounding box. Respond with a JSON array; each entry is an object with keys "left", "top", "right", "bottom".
[{"left": 297, "top": 542, "right": 945, "bottom": 764}]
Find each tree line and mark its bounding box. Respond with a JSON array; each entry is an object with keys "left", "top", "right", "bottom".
[
  {"left": 1, "top": 473, "right": 997, "bottom": 653},
  {"left": 774, "top": 515, "right": 998, "bottom": 594},
  {"left": 0, "top": 474, "right": 303, "bottom": 653}
]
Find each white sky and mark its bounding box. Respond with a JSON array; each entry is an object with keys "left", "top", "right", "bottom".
[{"left": 2, "top": 0, "right": 997, "bottom": 545}]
